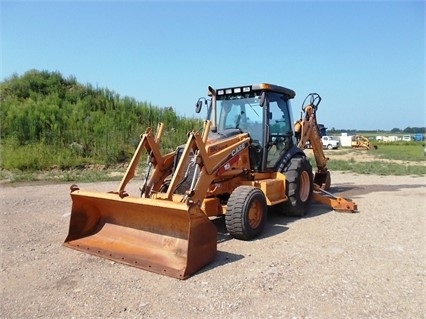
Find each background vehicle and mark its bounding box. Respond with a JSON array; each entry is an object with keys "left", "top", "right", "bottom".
[
  {"left": 321, "top": 136, "right": 340, "bottom": 149},
  {"left": 351, "top": 135, "right": 377, "bottom": 150},
  {"left": 64, "top": 84, "right": 356, "bottom": 279},
  {"left": 413, "top": 133, "right": 424, "bottom": 142}
]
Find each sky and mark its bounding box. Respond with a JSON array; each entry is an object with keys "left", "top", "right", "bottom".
[{"left": 1, "top": 0, "right": 425, "bottom": 131}]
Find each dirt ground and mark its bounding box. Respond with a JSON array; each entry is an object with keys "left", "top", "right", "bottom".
[{"left": 1, "top": 169, "right": 425, "bottom": 318}]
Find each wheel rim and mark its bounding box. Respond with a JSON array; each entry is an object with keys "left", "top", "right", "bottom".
[
  {"left": 248, "top": 199, "right": 262, "bottom": 229},
  {"left": 299, "top": 171, "right": 311, "bottom": 202}
]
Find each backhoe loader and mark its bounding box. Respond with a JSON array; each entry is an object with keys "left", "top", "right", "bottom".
[
  {"left": 64, "top": 83, "right": 357, "bottom": 279},
  {"left": 352, "top": 135, "right": 378, "bottom": 150}
]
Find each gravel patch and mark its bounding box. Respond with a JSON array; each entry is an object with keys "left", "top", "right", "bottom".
[{"left": 1, "top": 172, "right": 425, "bottom": 318}]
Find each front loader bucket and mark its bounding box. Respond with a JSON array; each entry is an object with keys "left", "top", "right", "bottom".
[{"left": 64, "top": 190, "right": 217, "bottom": 279}]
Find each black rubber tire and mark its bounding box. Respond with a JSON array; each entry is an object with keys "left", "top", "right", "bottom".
[
  {"left": 281, "top": 155, "right": 314, "bottom": 217},
  {"left": 225, "top": 186, "right": 267, "bottom": 240}
]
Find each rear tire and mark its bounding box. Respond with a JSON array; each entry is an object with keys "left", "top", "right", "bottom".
[
  {"left": 225, "top": 186, "right": 267, "bottom": 240},
  {"left": 281, "top": 156, "right": 313, "bottom": 217}
]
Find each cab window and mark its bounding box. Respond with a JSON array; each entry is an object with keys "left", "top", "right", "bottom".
[{"left": 266, "top": 93, "right": 293, "bottom": 168}]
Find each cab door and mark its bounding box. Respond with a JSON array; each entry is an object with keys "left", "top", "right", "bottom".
[{"left": 265, "top": 92, "right": 294, "bottom": 169}]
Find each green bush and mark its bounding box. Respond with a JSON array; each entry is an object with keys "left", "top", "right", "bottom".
[{"left": 0, "top": 70, "right": 203, "bottom": 171}]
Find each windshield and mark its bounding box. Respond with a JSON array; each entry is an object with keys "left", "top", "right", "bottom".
[{"left": 216, "top": 95, "right": 263, "bottom": 142}]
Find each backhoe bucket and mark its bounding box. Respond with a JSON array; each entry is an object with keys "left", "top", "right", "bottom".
[{"left": 64, "top": 190, "right": 217, "bottom": 279}]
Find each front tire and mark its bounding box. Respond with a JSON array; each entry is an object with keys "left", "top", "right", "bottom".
[
  {"left": 225, "top": 186, "right": 267, "bottom": 240},
  {"left": 282, "top": 155, "right": 313, "bottom": 217}
]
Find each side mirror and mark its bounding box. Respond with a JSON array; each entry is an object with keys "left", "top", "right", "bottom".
[
  {"left": 195, "top": 99, "right": 203, "bottom": 113},
  {"left": 195, "top": 98, "right": 208, "bottom": 113}
]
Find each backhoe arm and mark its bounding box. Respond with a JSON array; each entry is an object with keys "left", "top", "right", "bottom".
[
  {"left": 295, "top": 93, "right": 357, "bottom": 213},
  {"left": 294, "top": 93, "right": 330, "bottom": 190},
  {"left": 313, "top": 184, "right": 357, "bottom": 212}
]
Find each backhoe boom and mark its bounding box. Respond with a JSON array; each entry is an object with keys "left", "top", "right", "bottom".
[{"left": 294, "top": 93, "right": 356, "bottom": 212}]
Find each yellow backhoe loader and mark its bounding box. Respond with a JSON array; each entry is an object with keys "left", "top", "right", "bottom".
[
  {"left": 64, "top": 83, "right": 357, "bottom": 279},
  {"left": 351, "top": 135, "right": 378, "bottom": 150}
]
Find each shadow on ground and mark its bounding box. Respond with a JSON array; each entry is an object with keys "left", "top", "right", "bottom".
[
  {"left": 197, "top": 201, "right": 334, "bottom": 276},
  {"left": 330, "top": 182, "right": 425, "bottom": 198}
]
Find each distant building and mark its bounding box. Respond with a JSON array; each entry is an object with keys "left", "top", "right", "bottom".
[{"left": 339, "top": 133, "right": 352, "bottom": 147}]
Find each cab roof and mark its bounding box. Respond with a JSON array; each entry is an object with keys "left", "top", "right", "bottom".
[{"left": 209, "top": 83, "right": 296, "bottom": 99}]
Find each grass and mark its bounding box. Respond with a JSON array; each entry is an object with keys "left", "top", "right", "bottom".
[
  {"left": 318, "top": 143, "right": 426, "bottom": 176},
  {"left": 0, "top": 167, "right": 129, "bottom": 184},
  {"left": 0, "top": 138, "right": 146, "bottom": 184},
  {"left": 0, "top": 139, "right": 93, "bottom": 171},
  {"left": 326, "top": 159, "right": 426, "bottom": 176},
  {"left": 1, "top": 142, "right": 425, "bottom": 184},
  {"left": 374, "top": 143, "right": 425, "bottom": 161}
]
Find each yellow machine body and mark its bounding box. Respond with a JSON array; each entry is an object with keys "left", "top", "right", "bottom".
[{"left": 64, "top": 84, "right": 357, "bottom": 279}]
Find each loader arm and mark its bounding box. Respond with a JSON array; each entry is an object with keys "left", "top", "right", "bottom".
[
  {"left": 117, "top": 122, "right": 175, "bottom": 197},
  {"left": 118, "top": 123, "right": 163, "bottom": 193},
  {"left": 156, "top": 120, "right": 251, "bottom": 204}
]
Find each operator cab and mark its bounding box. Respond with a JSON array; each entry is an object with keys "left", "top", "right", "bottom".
[{"left": 197, "top": 83, "right": 296, "bottom": 171}]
